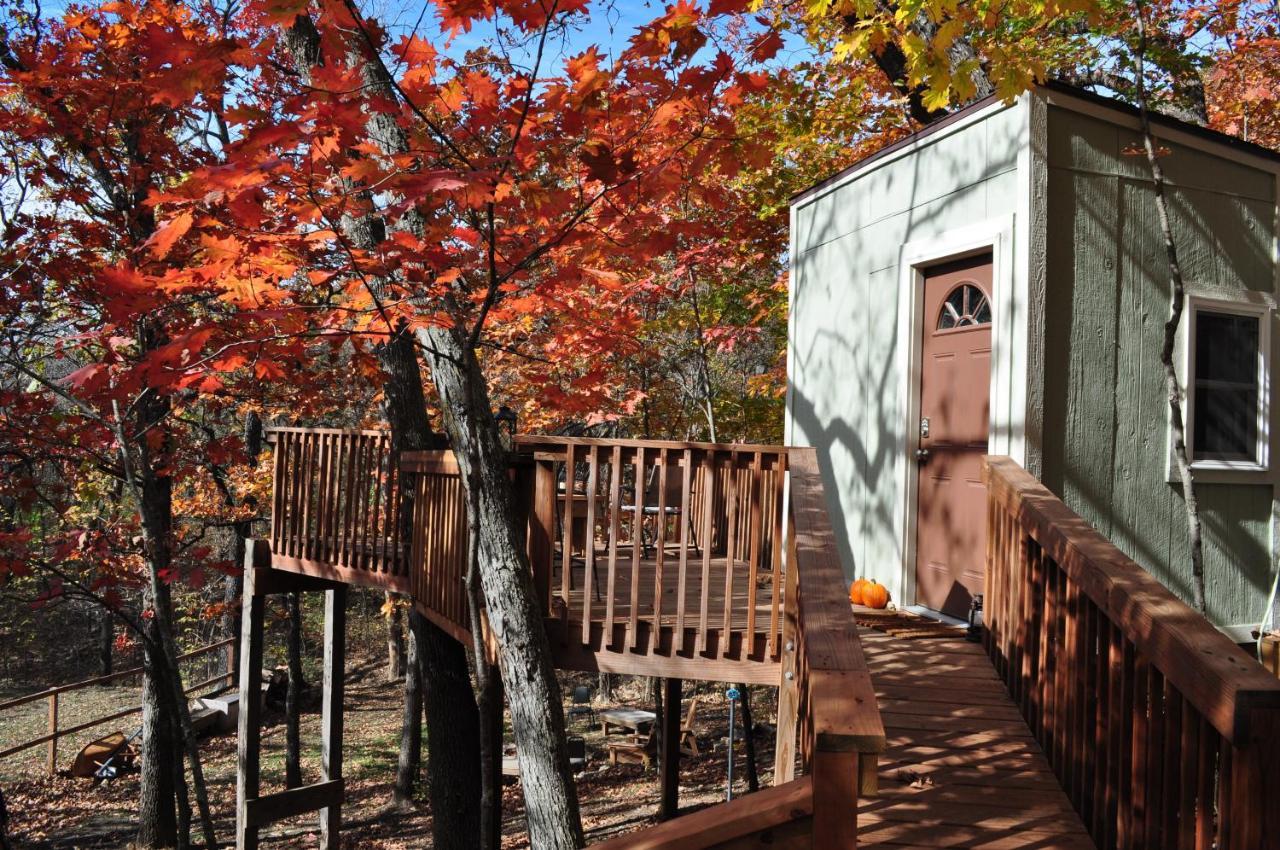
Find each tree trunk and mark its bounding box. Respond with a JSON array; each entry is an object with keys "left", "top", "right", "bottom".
[
  {"left": 478, "top": 665, "right": 504, "bottom": 850},
  {"left": 393, "top": 620, "right": 423, "bottom": 808},
  {"left": 385, "top": 593, "right": 405, "bottom": 681},
  {"left": 1134, "top": 1, "right": 1208, "bottom": 614},
  {"left": 98, "top": 607, "right": 113, "bottom": 676},
  {"left": 412, "top": 610, "right": 483, "bottom": 850},
  {"left": 138, "top": 633, "right": 178, "bottom": 849},
  {"left": 420, "top": 323, "right": 584, "bottom": 848},
  {"left": 0, "top": 783, "right": 11, "bottom": 850},
  {"left": 738, "top": 684, "right": 759, "bottom": 793},
  {"left": 285, "top": 591, "right": 305, "bottom": 789}
]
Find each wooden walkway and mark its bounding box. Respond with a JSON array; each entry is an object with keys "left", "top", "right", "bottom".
[{"left": 857, "top": 627, "right": 1096, "bottom": 849}]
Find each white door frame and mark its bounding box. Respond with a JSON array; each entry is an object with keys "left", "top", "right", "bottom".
[{"left": 894, "top": 216, "right": 1021, "bottom": 611}]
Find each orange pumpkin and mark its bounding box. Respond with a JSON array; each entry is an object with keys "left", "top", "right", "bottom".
[
  {"left": 849, "top": 577, "right": 869, "bottom": 605},
  {"left": 862, "top": 581, "right": 891, "bottom": 610}
]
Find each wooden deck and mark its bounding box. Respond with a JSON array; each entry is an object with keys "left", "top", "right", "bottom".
[{"left": 858, "top": 627, "right": 1095, "bottom": 849}]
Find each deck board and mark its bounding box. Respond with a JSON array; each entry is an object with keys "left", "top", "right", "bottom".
[{"left": 858, "top": 627, "right": 1096, "bottom": 849}]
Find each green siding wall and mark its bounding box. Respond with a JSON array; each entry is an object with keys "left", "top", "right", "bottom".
[{"left": 1041, "top": 106, "right": 1278, "bottom": 628}]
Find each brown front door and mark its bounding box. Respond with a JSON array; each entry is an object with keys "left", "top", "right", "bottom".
[{"left": 914, "top": 254, "right": 993, "bottom": 619}]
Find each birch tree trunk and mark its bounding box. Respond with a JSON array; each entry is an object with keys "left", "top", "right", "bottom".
[{"left": 1133, "top": 0, "right": 1208, "bottom": 614}]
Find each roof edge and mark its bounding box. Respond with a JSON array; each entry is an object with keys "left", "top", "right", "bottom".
[{"left": 790, "top": 82, "right": 1280, "bottom": 209}]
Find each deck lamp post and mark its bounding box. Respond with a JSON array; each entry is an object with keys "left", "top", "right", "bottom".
[{"left": 494, "top": 405, "right": 517, "bottom": 451}]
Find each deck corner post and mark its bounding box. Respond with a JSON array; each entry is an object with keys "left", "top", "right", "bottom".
[
  {"left": 319, "top": 585, "right": 347, "bottom": 849},
  {"left": 811, "top": 749, "right": 858, "bottom": 850},
  {"left": 236, "top": 557, "right": 267, "bottom": 850}
]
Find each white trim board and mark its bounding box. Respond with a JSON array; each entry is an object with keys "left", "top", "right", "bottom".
[{"left": 895, "top": 215, "right": 1022, "bottom": 609}]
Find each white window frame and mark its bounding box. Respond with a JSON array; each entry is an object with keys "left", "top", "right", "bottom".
[{"left": 1179, "top": 294, "right": 1272, "bottom": 477}]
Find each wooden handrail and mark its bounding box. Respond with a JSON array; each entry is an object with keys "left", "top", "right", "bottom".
[
  {"left": 777, "top": 447, "right": 885, "bottom": 848},
  {"left": 590, "top": 777, "right": 814, "bottom": 849},
  {"left": 985, "top": 456, "right": 1280, "bottom": 850}
]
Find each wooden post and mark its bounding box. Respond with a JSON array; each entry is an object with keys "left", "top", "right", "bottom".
[
  {"left": 773, "top": 544, "right": 800, "bottom": 785},
  {"left": 236, "top": 548, "right": 268, "bottom": 850},
  {"left": 319, "top": 585, "right": 346, "bottom": 849},
  {"left": 659, "top": 677, "right": 682, "bottom": 820},
  {"left": 811, "top": 749, "right": 858, "bottom": 849},
  {"left": 530, "top": 459, "right": 556, "bottom": 615},
  {"left": 46, "top": 693, "right": 58, "bottom": 776}
]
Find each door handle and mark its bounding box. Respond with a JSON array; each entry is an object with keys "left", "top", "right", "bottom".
[{"left": 915, "top": 449, "right": 930, "bottom": 463}]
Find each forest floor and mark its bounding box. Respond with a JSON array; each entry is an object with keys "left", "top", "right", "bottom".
[{"left": 0, "top": 649, "right": 777, "bottom": 848}]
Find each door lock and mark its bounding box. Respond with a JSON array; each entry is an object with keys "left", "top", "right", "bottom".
[
  {"left": 915, "top": 449, "right": 930, "bottom": 462},
  {"left": 920, "top": 417, "right": 930, "bottom": 438}
]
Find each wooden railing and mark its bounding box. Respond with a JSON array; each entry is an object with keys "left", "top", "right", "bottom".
[
  {"left": 264, "top": 429, "right": 883, "bottom": 846},
  {"left": 776, "top": 447, "right": 884, "bottom": 847},
  {"left": 985, "top": 456, "right": 1280, "bottom": 850},
  {"left": 401, "top": 449, "right": 469, "bottom": 642},
  {"left": 0, "top": 639, "right": 235, "bottom": 774},
  {"left": 267, "top": 428, "right": 408, "bottom": 585},
  {"left": 518, "top": 435, "right": 789, "bottom": 661}
]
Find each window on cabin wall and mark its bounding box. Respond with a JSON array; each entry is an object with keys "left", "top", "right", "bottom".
[{"left": 1186, "top": 299, "right": 1270, "bottom": 470}]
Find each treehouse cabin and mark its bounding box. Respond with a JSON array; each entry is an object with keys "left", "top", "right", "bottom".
[
  {"left": 239, "top": 426, "right": 1280, "bottom": 848},
  {"left": 787, "top": 82, "right": 1280, "bottom": 636}
]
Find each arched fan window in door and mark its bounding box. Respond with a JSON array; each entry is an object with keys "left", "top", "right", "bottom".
[{"left": 937, "top": 283, "right": 992, "bottom": 330}]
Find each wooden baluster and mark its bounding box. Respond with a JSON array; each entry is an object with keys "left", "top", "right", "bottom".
[
  {"left": 388, "top": 441, "right": 403, "bottom": 576},
  {"left": 768, "top": 454, "right": 786, "bottom": 660},
  {"left": 321, "top": 433, "right": 336, "bottom": 563},
  {"left": 337, "top": 435, "right": 353, "bottom": 568},
  {"left": 560, "top": 445, "right": 575, "bottom": 608},
  {"left": 340, "top": 433, "right": 358, "bottom": 569},
  {"left": 745, "top": 453, "right": 763, "bottom": 656},
  {"left": 1167, "top": 675, "right": 1182, "bottom": 850},
  {"left": 604, "top": 445, "right": 622, "bottom": 647},
  {"left": 676, "top": 449, "right": 692, "bottom": 654},
  {"left": 696, "top": 451, "right": 714, "bottom": 656},
  {"left": 326, "top": 433, "right": 341, "bottom": 564},
  {"left": 298, "top": 432, "right": 311, "bottom": 561},
  {"left": 359, "top": 434, "right": 373, "bottom": 571},
  {"left": 1195, "top": 717, "right": 1217, "bottom": 850},
  {"left": 270, "top": 436, "right": 284, "bottom": 555},
  {"left": 1174, "top": 688, "right": 1195, "bottom": 850},
  {"left": 651, "top": 450, "right": 668, "bottom": 654},
  {"left": 1044, "top": 556, "right": 1058, "bottom": 767},
  {"left": 582, "top": 446, "right": 598, "bottom": 644},
  {"left": 1216, "top": 740, "right": 1232, "bottom": 850},
  {"left": 1105, "top": 622, "right": 1124, "bottom": 849},
  {"left": 1146, "top": 666, "right": 1166, "bottom": 846},
  {"left": 720, "top": 451, "right": 739, "bottom": 659},
  {"left": 371, "top": 435, "right": 384, "bottom": 573},
  {"left": 1077, "top": 595, "right": 1095, "bottom": 817},
  {"left": 1130, "top": 653, "right": 1150, "bottom": 848},
  {"left": 628, "top": 447, "right": 644, "bottom": 650},
  {"left": 1092, "top": 600, "right": 1107, "bottom": 833},
  {"left": 1027, "top": 542, "right": 1045, "bottom": 739},
  {"left": 1118, "top": 638, "right": 1136, "bottom": 849}
]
